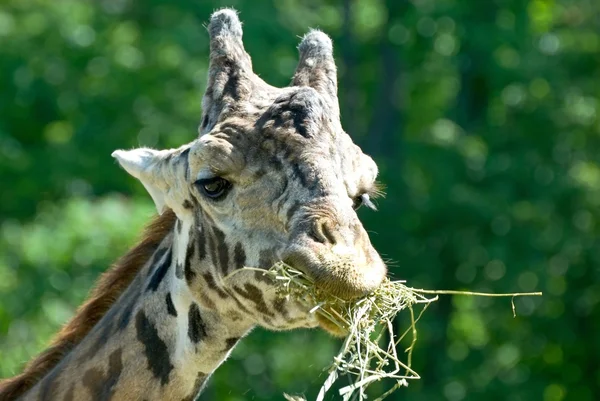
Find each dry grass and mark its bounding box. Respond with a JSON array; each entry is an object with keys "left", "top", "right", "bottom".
[{"left": 249, "top": 263, "right": 542, "bottom": 401}]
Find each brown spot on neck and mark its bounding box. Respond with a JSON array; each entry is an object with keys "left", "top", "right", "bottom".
[
  {"left": 234, "top": 283, "right": 275, "bottom": 318},
  {"left": 81, "top": 348, "right": 124, "bottom": 401},
  {"left": 181, "top": 372, "right": 208, "bottom": 401},
  {"left": 0, "top": 210, "right": 176, "bottom": 400}
]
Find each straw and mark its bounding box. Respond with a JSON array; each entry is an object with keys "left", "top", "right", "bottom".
[{"left": 248, "top": 263, "right": 542, "bottom": 401}]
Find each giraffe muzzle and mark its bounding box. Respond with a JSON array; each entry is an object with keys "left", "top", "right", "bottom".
[{"left": 282, "top": 228, "right": 387, "bottom": 300}]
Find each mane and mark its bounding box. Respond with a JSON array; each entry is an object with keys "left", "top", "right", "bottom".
[{"left": 0, "top": 209, "right": 176, "bottom": 401}]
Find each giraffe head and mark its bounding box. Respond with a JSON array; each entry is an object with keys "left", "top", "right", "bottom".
[{"left": 113, "top": 9, "right": 386, "bottom": 335}]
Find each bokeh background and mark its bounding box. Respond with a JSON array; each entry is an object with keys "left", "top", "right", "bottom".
[{"left": 1, "top": 0, "right": 598, "bottom": 400}]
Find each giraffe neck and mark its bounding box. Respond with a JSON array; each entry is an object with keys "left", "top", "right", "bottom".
[{"left": 21, "top": 217, "right": 255, "bottom": 401}]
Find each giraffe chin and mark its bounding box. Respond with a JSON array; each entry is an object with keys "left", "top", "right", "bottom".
[{"left": 316, "top": 312, "right": 349, "bottom": 338}]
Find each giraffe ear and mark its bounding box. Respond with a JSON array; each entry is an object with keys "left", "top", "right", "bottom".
[{"left": 112, "top": 148, "right": 168, "bottom": 214}]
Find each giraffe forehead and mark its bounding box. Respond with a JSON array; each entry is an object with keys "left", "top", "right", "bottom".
[
  {"left": 255, "top": 87, "right": 329, "bottom": 139},
  {"left": 190, "top": 87, "right": 372, "bottom": 185},
  {"left": 189, "top": 134, "right": 246, "bottom": 177}
]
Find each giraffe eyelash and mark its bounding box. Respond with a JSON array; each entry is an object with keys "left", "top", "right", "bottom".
[
  {"left": 353, "top": 181, "right": 385, "bottom": 211},
  {"left": 366, "top": 180, "right": 386, "bottom": 199},
  {"left": 360, "top": 194, "right": 377, "bottom": 211}
]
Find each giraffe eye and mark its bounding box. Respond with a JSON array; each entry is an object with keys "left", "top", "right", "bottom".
[
  {"left": 195, "top": 177, "right": 231, "bottom": 200},
  {"left": 352, "top": 196, "right": 364, "bottom": 210}
]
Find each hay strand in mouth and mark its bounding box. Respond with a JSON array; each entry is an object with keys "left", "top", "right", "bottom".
[{"left": 255, "top": 263, "right": 542, "bottom": 401}]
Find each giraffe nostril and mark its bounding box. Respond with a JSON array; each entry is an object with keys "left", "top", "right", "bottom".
[
  {"left": 308, "top": 219, "right": 326, "bottom": 244},
  {"left": 309, "top": 219, "right": 338, "bottom": 245},
  {"left": 321, "top": 221, "right": 337, "bottom": 245}
]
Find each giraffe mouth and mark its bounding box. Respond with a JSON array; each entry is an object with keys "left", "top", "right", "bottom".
[{"left": 315, "top": 308, "right": 349, "bottom": 338}]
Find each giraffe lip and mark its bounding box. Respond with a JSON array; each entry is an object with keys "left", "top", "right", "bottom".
[
  {"left": 280, "top": 251, "right": 313, "bottom": 278},
  {"left": 316, "top": 312, "right": 348, "bottom": 338}
]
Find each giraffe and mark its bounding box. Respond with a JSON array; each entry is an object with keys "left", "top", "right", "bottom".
[{"left": 0, "top": 9, "right": 387, "bottom": 400}]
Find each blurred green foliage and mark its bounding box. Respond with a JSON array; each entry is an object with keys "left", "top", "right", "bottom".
[{"left": 1, "top": 0, "right": 599, "bottom": 400}]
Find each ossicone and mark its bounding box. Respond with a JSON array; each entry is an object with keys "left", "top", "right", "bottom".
[
  {"left": 291, "top": 30, "right": 339, "bottom": 116},
  {"left": 200, "top": 8, "right": 259, "bottom": 135}
]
